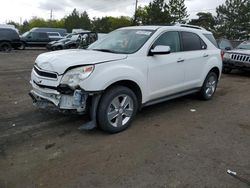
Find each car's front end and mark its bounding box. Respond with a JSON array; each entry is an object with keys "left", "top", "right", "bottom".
[
  {"left": 223, "top": 51, "right": 250, "bottom": 69},
  {"left": 29, "top": 63, "right": 95, "bottom": 114},
  {"left": 46, "top": 41, "right": 58, "bottom": 50},
  {"left": 222, "top": 41, "right": 250, "bottom": 73},
  {"left": 29, "top": 48, "right": 128, "bottom": 114}
]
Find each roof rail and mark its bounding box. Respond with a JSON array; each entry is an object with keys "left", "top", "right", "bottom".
[{"left": 175, "top": 23, "right": 206, "bottom": 31}]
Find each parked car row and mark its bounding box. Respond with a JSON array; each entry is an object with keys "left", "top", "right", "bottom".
[
  {"left": 0, "top": 28, "right": 22, "bottom": 51},
  {"left": 0, "top": 27, "right": 101, "bottom": 51},
  {"left": 46, "top": 32, "right": 98, "bottom": 51}
]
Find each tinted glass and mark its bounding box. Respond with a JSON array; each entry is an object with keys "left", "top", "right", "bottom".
[
  {"left": 181, "top": 32, "right": 206, "bottom": 51},
  {"left": 38, "top": 32, "right": 48, "bottom": 39},
  {"left": 204, "top": 34, "right": 218, "bottom": 48},
  {"left": 48, "top": 33, "right": 59, "bottom": 36},
  {"left": 153, "top": 31, "right": 180, "bottom": 52}
]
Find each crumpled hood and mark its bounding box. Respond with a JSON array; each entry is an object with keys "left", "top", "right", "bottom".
[
  {"left": 227, "top": 49, "right": 250, "bottom": 55},
  {"left": 35, "top": 49, "right": 127, "bottom": 74}
]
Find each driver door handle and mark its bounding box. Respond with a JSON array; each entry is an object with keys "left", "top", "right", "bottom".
[
  {"left": 203, "top": 53, "right": 209, "bottom": 57},
  {"left": 177, "top": 58, "right": 184, "bottom": 63}
]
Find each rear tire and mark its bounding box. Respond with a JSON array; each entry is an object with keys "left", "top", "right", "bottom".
[
  {"left": 0, "top": 42, "right": 12, "bottom": 52},
  {"left": 199, "top": 72, "right": 218, "bottom": 100},
  {"left": 97, "top": 86, "right": 138, "bottom": 133}
]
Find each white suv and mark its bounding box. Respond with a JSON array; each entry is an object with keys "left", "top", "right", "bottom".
[{"left": 29, "top": 25, "right": 222, "bottom": 133}]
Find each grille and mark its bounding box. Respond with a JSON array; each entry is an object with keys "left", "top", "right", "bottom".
[
  {"left": 230, "top": 54, "right": 250, "bottom": 63},
  {"left": 34, "top": 66, "right": 57, "bottom": 79}
]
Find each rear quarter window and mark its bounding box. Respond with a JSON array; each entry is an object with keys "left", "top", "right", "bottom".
[
  {"left": 0, "top": 29, "right": 19, "bottom": 40},
  {"left": 204, "top": 34, "right": 218, "bottom": 48}
]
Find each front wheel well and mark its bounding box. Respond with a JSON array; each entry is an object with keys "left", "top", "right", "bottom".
[
  {"left": 105, "top": 80, "right": 143, "bottom": 109},
  {"left": 209, "top": 67, "right": 220, "bottom": 79}
]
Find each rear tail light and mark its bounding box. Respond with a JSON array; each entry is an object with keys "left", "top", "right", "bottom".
[{"left": 221, "top": 50, "right": 225, "bottom": 60}]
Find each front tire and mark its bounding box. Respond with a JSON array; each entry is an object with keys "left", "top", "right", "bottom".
[
  {"left": 97, "top": 86, "right": 138, "bottom": 133},
  {"left": 199, "top": 72, "right": 218, "bottom": 100}
]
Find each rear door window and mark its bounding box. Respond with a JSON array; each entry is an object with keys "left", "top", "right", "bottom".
[
  {"left": 48, "top": 32, "right": 59, "bottom": 36},
  {"left": 181, "top": 32, "right": 206, "bottom": 51},
  {"left": 38, "top": 32, "right": 48, "bottom": 39}
]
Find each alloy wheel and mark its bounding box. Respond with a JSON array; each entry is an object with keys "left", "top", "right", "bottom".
[{"left": 107, "top": 94, "right": 134, "bottom": 127}]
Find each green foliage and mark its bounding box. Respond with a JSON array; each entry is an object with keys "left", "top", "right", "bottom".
[
  {"left": 189, "top": 12, "right": 216, "bottom": 32},
  {"left": 216, "top": 0, "right": 250, "bottom": 39},
  {"left": 135, "top": 0, "right": 171, "bottom": 25},
  {"left": 168, "top": 0, "right": 189, "bottom": 23},
  {"left": 64, "top": 9, "right": 91, "bottom": 32},
  {"left": 92, "top": 16, "right": 132, "bottom": 33}
]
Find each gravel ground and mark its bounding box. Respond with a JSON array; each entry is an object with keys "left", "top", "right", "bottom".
[{"left": 0, "top": 49, "right": 249, "bottom": 188}]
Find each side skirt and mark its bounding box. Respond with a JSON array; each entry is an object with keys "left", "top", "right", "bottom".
[{"left": 142, "top": 88, "right": 201, "bottom": 108}]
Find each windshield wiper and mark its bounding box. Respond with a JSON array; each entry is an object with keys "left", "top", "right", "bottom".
[{"left": 92, "top": 49, "right": 117, "bottom": 53}]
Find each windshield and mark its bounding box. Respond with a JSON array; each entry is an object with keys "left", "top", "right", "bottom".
[
  {"left": 22, "top": 31, "right": 30, "bottom": 37},
  {"left": 236, "top": 42, "right": 250, "bottom": 50},
  {"left": 88, "top": 29, "right": 154, "bottom": 54}
]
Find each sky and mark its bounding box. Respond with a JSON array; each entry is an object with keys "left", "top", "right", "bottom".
[{"left": 0, "top": 0, "right": 226, "bottom": 24}]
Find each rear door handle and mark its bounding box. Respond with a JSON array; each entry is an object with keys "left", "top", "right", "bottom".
[
  {"left": 203, "top": 54, "right": 209, "bottom": 57},
  {"left": 177, "top": 58, "right": 184, "bottom": 63}
]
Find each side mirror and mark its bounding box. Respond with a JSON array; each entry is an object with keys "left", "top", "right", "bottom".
[
  {"left": 225, "top": 47, "right": 232, "bottom": 51},
  {"left": 150, "top": 45, "right": 171, "bottom": 55}
]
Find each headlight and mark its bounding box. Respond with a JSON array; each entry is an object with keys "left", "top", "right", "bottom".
[
  {"left": 61, "top": 65, "right": 94, "bottom": 88},
  {"left": 224, "top": 52, "right": 230, "bottom": 59}
]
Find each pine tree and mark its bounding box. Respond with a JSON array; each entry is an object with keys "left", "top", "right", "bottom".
[
  {"left": 216, "top": 0, "right": 250, "bottom": 39},
  {"left": 146, "top": 0, "right": 171, "bottom": 24},
  {"left": 189, "top": 12, "right": 216, "bottom": 32},
  {"left": 168, "top": 0, "right": 189, "bottom": 24}
]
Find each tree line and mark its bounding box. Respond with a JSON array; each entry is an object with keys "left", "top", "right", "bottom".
[{"left": 8, "top": 0, "right": 250, "bottom": 40}]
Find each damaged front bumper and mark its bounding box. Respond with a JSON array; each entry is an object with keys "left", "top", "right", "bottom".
[{"left": 29, "top": 85, "right": 88, "bottom": 114}]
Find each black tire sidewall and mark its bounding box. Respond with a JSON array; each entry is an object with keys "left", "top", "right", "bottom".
[
  {"left": 0, "top": 42, "right": 12, "bottom": 52},
  {"left": 97, "top": 86, "right": 138, "bottom": 133},
  {"left": 200, "top": 72, "right": 218, "bottom": 100}
]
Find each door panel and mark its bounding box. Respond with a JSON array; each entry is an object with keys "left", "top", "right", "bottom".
[
  {"left": 146, "top": 31, "right": 185, "bottom": 101},
  {"left": 147, "top": 54, "right": 185, "bottom": 100},
  {"left": 180, "top": 31, "right": 208, "bottom": 89}
]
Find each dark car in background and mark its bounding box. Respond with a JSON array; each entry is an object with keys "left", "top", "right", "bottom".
[
  {"left": 47, "top": 32, "right": 98, "bottom": 51},
  {"left": 21, "top": 31, "right": 50, "bottom": 48},
  {"left": 222, "top": 41, "right": 250, "bottom": 73},
  {"left": 46, "top": 37, "right": 70, "bottom": 50},
  {"left": 0, "top": 28, "right": 22, "bottom": 51},
  {"left": 21, "top": 27, "right": 67, "bottom": 49}
]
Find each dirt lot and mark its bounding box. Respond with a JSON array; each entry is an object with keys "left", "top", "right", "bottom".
[{"left": 0, "top": 50, "right": 250, "bottom": 188}]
